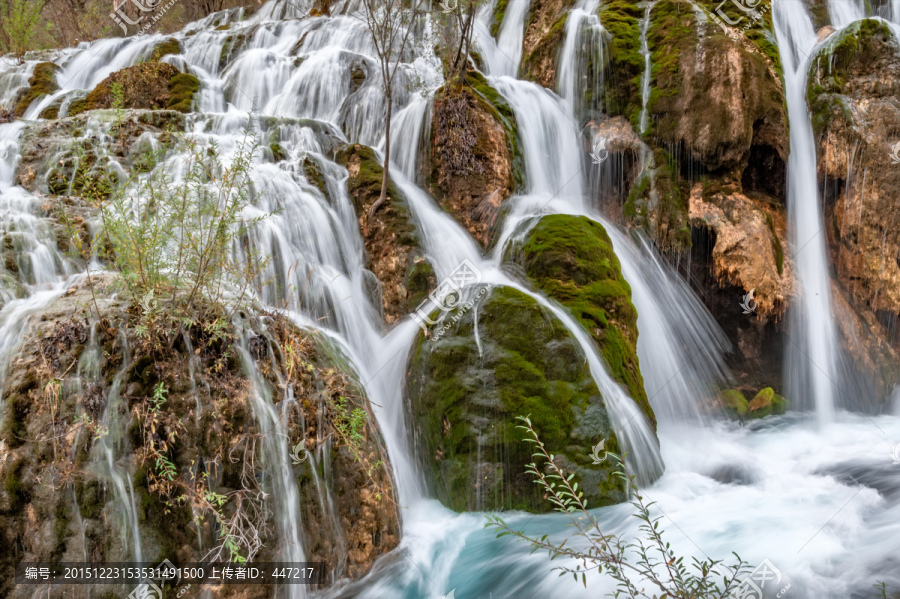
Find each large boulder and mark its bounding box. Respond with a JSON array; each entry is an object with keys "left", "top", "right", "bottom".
[
  {"left": 405, "top": 285, "right": 634, "bottom": 513},
  {"left": 519, "top": 0, "right": 576, "bottom": 87},
  {"left": 0, "top": 277, "right": 398, "bottom": 597}
]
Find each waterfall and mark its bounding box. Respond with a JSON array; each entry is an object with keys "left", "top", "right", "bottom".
[
  {"left": 239, "top": 340, "right": 307, "bottom": 599},
  {"left": 484, "top": 0, "right": 532, "bottom": 77},
  {"left": 774, "top": 0, "right": 843, "bottom": 423},
  {"left": 557, "top": 0, "right": 604, "bottom": 123},
  {"left": 638, "top": 2, "right": 653, "bottom": 134},
  {"left": 85, "top": 331, "right": 144, "bottom": 563}
]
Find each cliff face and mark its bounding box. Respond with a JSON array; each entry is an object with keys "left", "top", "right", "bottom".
[
  {"left": 0, "top": 277, "right": 398, "bottom": 598},
  {"left": 808, "top": 19, "right": 900, "bottom": 398}
]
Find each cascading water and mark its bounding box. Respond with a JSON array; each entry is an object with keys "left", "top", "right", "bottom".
[
  {"left": 557, "top": 0, "right": 604, "bottom": 123},
  {"left": 774, "top": 0, "right": 843, "bottom": 423},
  {"left": 1, "top": 0, "right": 900, "bottom": 597}
]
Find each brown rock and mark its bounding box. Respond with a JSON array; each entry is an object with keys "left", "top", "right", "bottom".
[
  {"left": 688, "top": 183, "right": 794, "bottom": 317},
  {"left": 428, "top": 84, "right": 514, "bottom": 246}
]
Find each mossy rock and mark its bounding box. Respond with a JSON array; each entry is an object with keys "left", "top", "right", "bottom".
[
  {"left": 150, "top": 38, "right": 181, "bottom": 62},
  {"left": 335, "top": 144, "right": 433, "bottom": 323},
  {"left": 520, "top": 11, "right": 568, "bottom": 88},
  {"left": 465, "top": 71, "right": 526, "bottom": 192},
  {"left": 599, "top": 0, "right": 645, "bottom": 128},
  {"left": 506, "top": 214, "right": 656, "bottom": 429},
  {"left": 68, "top": 63, "right": 199, "bottom": 116},
  {"left": 14, "top": 62, "right": 60, "bottom": 117},
  {"left": 720, "top": 389, "right": 749, "bottom": 418},
  {"left": 747, "top": 387, "right": 788, "bottom": 417},
  {"left": 807, "top": 19, "right": 895, "bottom": 138},
  {"left": 406, "top": 285, "right": 627, "bottom": 512}
]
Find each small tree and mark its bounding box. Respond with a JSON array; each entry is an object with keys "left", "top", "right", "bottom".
[
  {"left": 433, "top": 0, "right": 481, "bottom": 82},
  {"left": 359, "top": 0, "right": 428, "bottom": 228},
  {"left": 0, "top": 0, "right": 47, "bottom": 60}
]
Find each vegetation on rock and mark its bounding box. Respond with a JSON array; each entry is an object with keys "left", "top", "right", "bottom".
[
  {"left": 406, "top": 285, "right": 630, "bottom": 512},
  {"left": 509, "top": 214, "right": 655, "bottom": 428},
  {"left": 336, "top": 144, "right": 435, "bottom": 324}
]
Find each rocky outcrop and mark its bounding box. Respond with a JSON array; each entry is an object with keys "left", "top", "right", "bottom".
[
  {"left": 648, "top": 0, "right": 787, "bottom": 183},
  {"left": 405, "top": 285, "right": 635, "bottom": 513},
  {"left": 0, "top": 277, "right": 398, "bottom": 597},
  {"left": 809, "top": 20, "right": 900, "bottom": 317},
  {"left": 807, "top": 19, "right": 900, "bottom": 397},
  {"left": 427, "top": 75, "right": 523, "bottom": 247},
  {"left": 688, "top": 183, "right": 794, "bottom": 318},
  {"left": 15, "top": 109, "right": 186, "bottom": 196},
  {"left": 13, "top": 62, "right": 59, "bottom": 118},
  {"left": 520, "top": 0, "right": 575, "bottom": 87},
  {"left": 506, "top": 214, "right": 655, "bottom": 429},
  {"left": 68, "top": 61, "right": 199, "bottom": 116},
  {"left": 618, "top": 0, "right": 788, "bottom": 254},
  {"left": 336, "top": 144, "right": 435, "bottom": 326}
]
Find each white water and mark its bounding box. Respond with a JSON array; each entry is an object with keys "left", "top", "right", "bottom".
[
  {"left": 774, "top": 0, "right": 843, "bottom": 424},
  {"left": 1, "top": 1, "right": 899, "bottom": 597},
  {"left": 486, "top": 0, "right": 531, "bottom": 77},
  {"left": 557, "top": 0, "right": 604, "bottom": 124}
]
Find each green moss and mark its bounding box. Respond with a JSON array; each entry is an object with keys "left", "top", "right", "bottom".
[
  {"left": 765, "top": 213, "right": 784, "bottom": 275},
  {"left": 599, "top": 0, "right": 645, "bottom": 127},
  {"left": 3, "top": 460, "right": 28, "bottom": 512},
  {"left": 68, "top": 63, "right": 198, "bottom": 116},
  {"left": 510, "top": 214, "right": 656, "bottom": 429},
  {"left": 167, "top": 73, "right": 200, "bottom": 113},
  {"left": 721, "top": 389, "right": 749, "bottom": 418},
  {"left": 807, "top": 19, "right": 894, "bottom": 138},
  {"left": 14, "top": 62, "right": 60, "bottom": 117},
  {"left": 75, "top": 479, "right": 104, "bottom": 520},
  {"left": 270, "top": 142, "right": 287, "bottom": 162},
  {"left": 747, "top": 387, "right": 789, "bottom": 417},
  {"left": 150, "top": 38, "right": 181, "bottom": 62},
  {"left": 491, "top": 0, "right": 511, "bottom": 37},
  {"left": 407, "top": 285, "right": 628, "bottom": 512},
  {"left": 520, "top": 12, "right": 568, "bottom": 86}
]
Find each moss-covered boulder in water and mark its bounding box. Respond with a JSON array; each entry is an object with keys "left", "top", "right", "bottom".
[
  {"left": 336, "top": 144, "right": 434, "bottom": 325},
  {"left": 406, "top": 285, "right": 628, "bottom": 512},
  {"left": 14, "top": 62, "right": 59, "bottom": 117},
  {"left": 507, "top": 214, "right": 655, "bottom": 429},
  {"left": 747, "top": 387, "right": 788, "bottom": 417},
  {"left": 68, "top": 62, "right": 200, "bottom": 116}
]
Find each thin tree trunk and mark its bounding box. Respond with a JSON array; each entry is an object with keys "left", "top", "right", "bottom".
[{"left": 366, "top": 94, "right": 392, "bottom": 231}]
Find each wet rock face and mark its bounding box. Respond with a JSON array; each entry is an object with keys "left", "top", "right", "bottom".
[
  {"left": 688, "top": 183, "right": 793, "bottom": 319},
  {"left": 405, "top": 285, "right": 630, "bottom": 513},
  {"left": 336, "top": 144, "right": 435, "bottom": 326},
  {"left": 519, "top": 0, "right": 575, "bottom": 87},
  {"left": 807, "top": 19, "right": 900, "bottom": 398},
  {"left": 647, "top": 0, "right": 787, "bottom": 179},
  {"left": 427, "top": 82, "right": 518, "bottom": 247},
  {"left": 809, "top": 20, "right": 900, "bottom": 318},
  {"left": 0, "top": 278, "right": 398, "bottom": 597}
]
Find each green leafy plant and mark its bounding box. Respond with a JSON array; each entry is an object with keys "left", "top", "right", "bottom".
[
  {"left": 79, "top": 126, "right": 268, "bottom": 331},
  {"left": 485, "top": 416, "right": 751, "bottom": 597},
  {"left": 0, "top": 0, "right": 48, "bottom": 60}
]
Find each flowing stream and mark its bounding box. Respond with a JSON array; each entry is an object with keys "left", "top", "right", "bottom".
[{"left": 1, "top": 0, "right": 900, "bottom": 597}]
